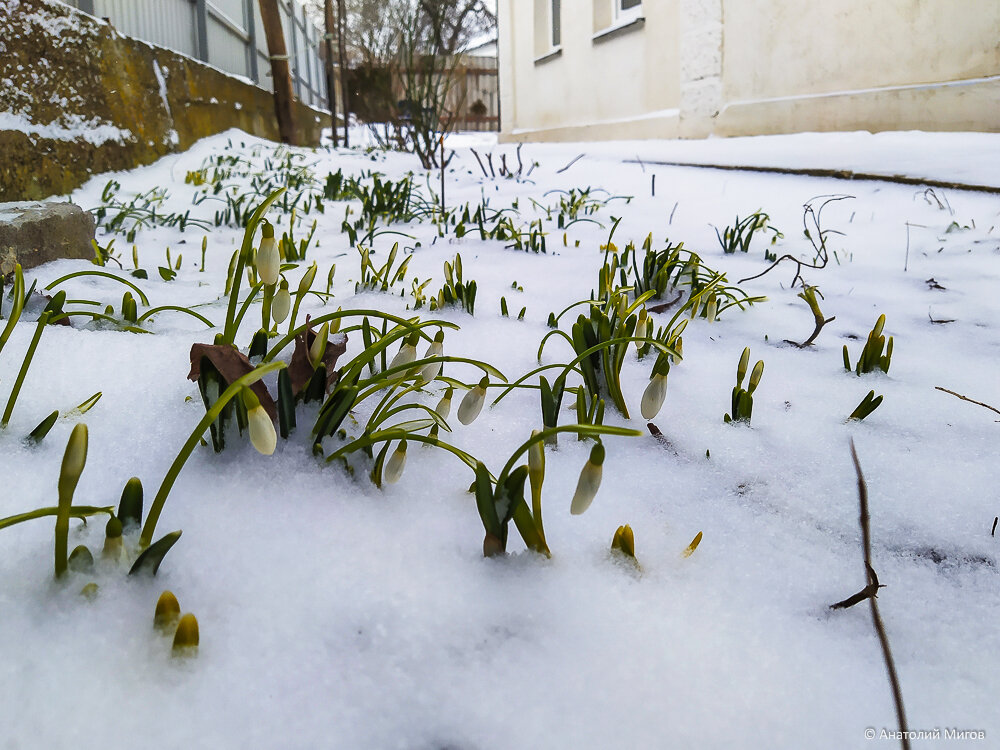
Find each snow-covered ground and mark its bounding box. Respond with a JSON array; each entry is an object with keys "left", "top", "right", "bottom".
[{"left": 2, "top": 129, "right": 999, "bottom": 749}]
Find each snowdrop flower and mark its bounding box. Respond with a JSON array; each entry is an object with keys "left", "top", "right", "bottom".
[
  {"left": 243, "top": 388, "right": 276, "bottom": 455},
  {"left": 272, "top": 279, "right": 291, "bottom": 324},
  {"left": 388, "top": 334, "right": 418, "bottom": 379},
  {"left": 310, "top": 321, "right": 330, "bottom": 369},
  {"left": 705, "top": 292, "right": 718, "bottom": 323},
  {"left": 457, "top": 377, "right": 488, "bottom": 425},
  {"left": 570, "top": 443, "right": 605, "bottom": 515},
  {"left": 256, "top": 221, "right": 280, "bottom": 287},
  {"left": 419, "top": 331, "right": 445, "bottom": 383},
  {"left": 435, "top": 387, "right": 454, "bottom": 420},
  {"left": 384, "top": 440, "right": 407, "bottom": 484},
  {"left": 640, "top": 371, "right": 669, "bottom": 420}
]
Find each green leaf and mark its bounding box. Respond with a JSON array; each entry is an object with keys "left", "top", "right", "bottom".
[{"left": 129, "top": 530, "right": 182, "bottom": 576}]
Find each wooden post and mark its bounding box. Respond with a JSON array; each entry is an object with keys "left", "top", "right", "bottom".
[
  {"left": 257, "top": 0, "right": 299, "bottom": 146},
  {"left": 323, "top": 0, "right": 339, "bottom": 146}
]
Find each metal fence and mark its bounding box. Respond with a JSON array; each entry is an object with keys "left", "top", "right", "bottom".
[{"left": 62, "top": 0, "right": 328, "bottom": 110}]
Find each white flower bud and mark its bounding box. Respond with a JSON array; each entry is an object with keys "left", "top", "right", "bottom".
[
  {"left": 243, "top": 388, "right": 275, "bottom": 455},
  {"left": 388, "top": 340, "right": 417, "bottom": 379},
  {"left": 705, "top": 293, "right": 718, "bottom": 323},
  {"left": 570, "top": 443, "right": 605, "bottom": 515},
  {"left": 640, "top": 372, "right": 668, "bottom": 419},
  {"left": 272, "top": 280, "right": 291, "bottom": 324},
  {"left": 256, "top": 223, "right": 280, "bottom": 287},
  {"left": 383, "top": 440, "right": 407, "bottom": 484},
  {"left": 457, "top": 377, "right": 488, "bottom": 425},
  {"left": 435, "top": 387, "right": 453, "bottom": 420}
]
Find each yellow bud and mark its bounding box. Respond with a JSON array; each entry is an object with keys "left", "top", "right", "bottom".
[
  {"left": 80, "top": 582, "right": 99, "bottom": 600},
  {"left": 172, "top": 613, "right": 199, "bottom": 656},
  {"left": 154, "top": 591, "right": 181, "bottom": 632},
  {"left": 682, "top": 531, "right": 703, "bottom": 558}
]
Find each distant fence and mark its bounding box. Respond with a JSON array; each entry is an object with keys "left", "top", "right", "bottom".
[
  {"left": 452, "top": 58, "right": 499, "bottom": 132},
  {"left": 61, "top": 0, "right": 328, "bottom": 110}
]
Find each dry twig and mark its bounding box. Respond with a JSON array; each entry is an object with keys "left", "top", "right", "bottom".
[
  {"left": 934, "top": 386, "right": 1000, "bottom": 420},
  {"left": 831, "top": 441, "right": 910, "bottom": 750}
]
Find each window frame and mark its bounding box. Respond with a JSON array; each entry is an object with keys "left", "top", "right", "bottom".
[
  {"left": 614, "top": 0, "right": 642, "bottom": 25},
  {"left": 550, "top": 0, "right": 561, "bottom": 49}
]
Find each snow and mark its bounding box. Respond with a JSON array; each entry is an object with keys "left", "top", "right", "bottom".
[
  {"left": 1, "top": 128, "right": 999, "bottom": 749},
  {"left": 0, "top": 110, "right": 133, "bottom": 147}
]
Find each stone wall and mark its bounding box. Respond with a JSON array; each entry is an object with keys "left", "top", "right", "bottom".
[{"left": 0, "top": 0, "right": 328, "bottom": 201}]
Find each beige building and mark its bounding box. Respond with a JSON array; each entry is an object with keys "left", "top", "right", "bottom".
[{"left": 497, "top": 0, "right": 1000, "bottom": 142}]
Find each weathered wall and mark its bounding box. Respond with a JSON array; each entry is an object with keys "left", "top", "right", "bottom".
[
  {"left": 0, "top": 0, "right": 327, "bottom": 201},
  {"left": 498, "top": 0, "right": 1000, "bottom": 142}
]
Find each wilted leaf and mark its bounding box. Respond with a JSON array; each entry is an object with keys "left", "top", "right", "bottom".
[
  {"left": 188, "top": 343, "right": 276, "bottom": 419},
  {"left": 288, "top": 317, "right": 347, "bottom": 395}
]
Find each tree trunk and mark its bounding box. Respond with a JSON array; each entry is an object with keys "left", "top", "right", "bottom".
[
  {"left": 336, "top": 0, "right": 349, "bottom": 147},
  {"left": 323, "top": 0, "right": 339, "bottom": 146},
  {"left": 258, "top": 0, "right": 298, "bottom": 146}
]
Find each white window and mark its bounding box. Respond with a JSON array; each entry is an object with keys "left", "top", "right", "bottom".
[
  {"left": 551, "top": 0, "right": 561, "bottom": 48},
  {"left": 534, "top": 0, "right": 561, "bottom": 59},
  {"left": 615, "top": 0, "right": 642, "bottom": 24}
]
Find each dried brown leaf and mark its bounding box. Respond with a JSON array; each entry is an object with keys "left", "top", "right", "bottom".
[{"left": 187, "top": 343, "right": 276, "bottom": 419}]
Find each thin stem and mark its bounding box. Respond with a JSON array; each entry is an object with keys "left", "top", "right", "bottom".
[
  {"left": 2, "top": 312, "right": 49, "bottom": 428},
  {"left": 45, "top": 270, "right": 150, "bottom": 306},
  {"left": 934, "top": 386, "right": 1000, "bottom": 419},
  {"left": 497, "top": 424, "right": 640, "bottom": 489},
  {"left": 849, "top": 440, "right": 910, "bottom": 750},
  {"left": 223, "top": 189, "right": 285, "bottom": 343},
  {"left": 139, "top": 360, "right": 286, "bottom": 548},
  {"left": 0, "top": 505, "right": 113, "bottom": 530},
  {"left": 137, "top": 305, "right": 216, "bottom": 328}
]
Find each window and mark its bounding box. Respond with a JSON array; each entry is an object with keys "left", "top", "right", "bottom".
[
  {"left": 534, "top": 0, "right": 561, "bottom": 61},
  {"left": 551, "top": 0, "right": 561, "bottom": 48},
  {"left": 594, "top": 0, "right": 642, "bottom": 36},
  {"left": 615, "top": 0, "right": 642, "bottom": 24}
]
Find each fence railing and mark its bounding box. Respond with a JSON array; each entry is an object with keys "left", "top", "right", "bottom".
[{"left": 62, "top": 0, "right": 329, "bottom": 110}]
